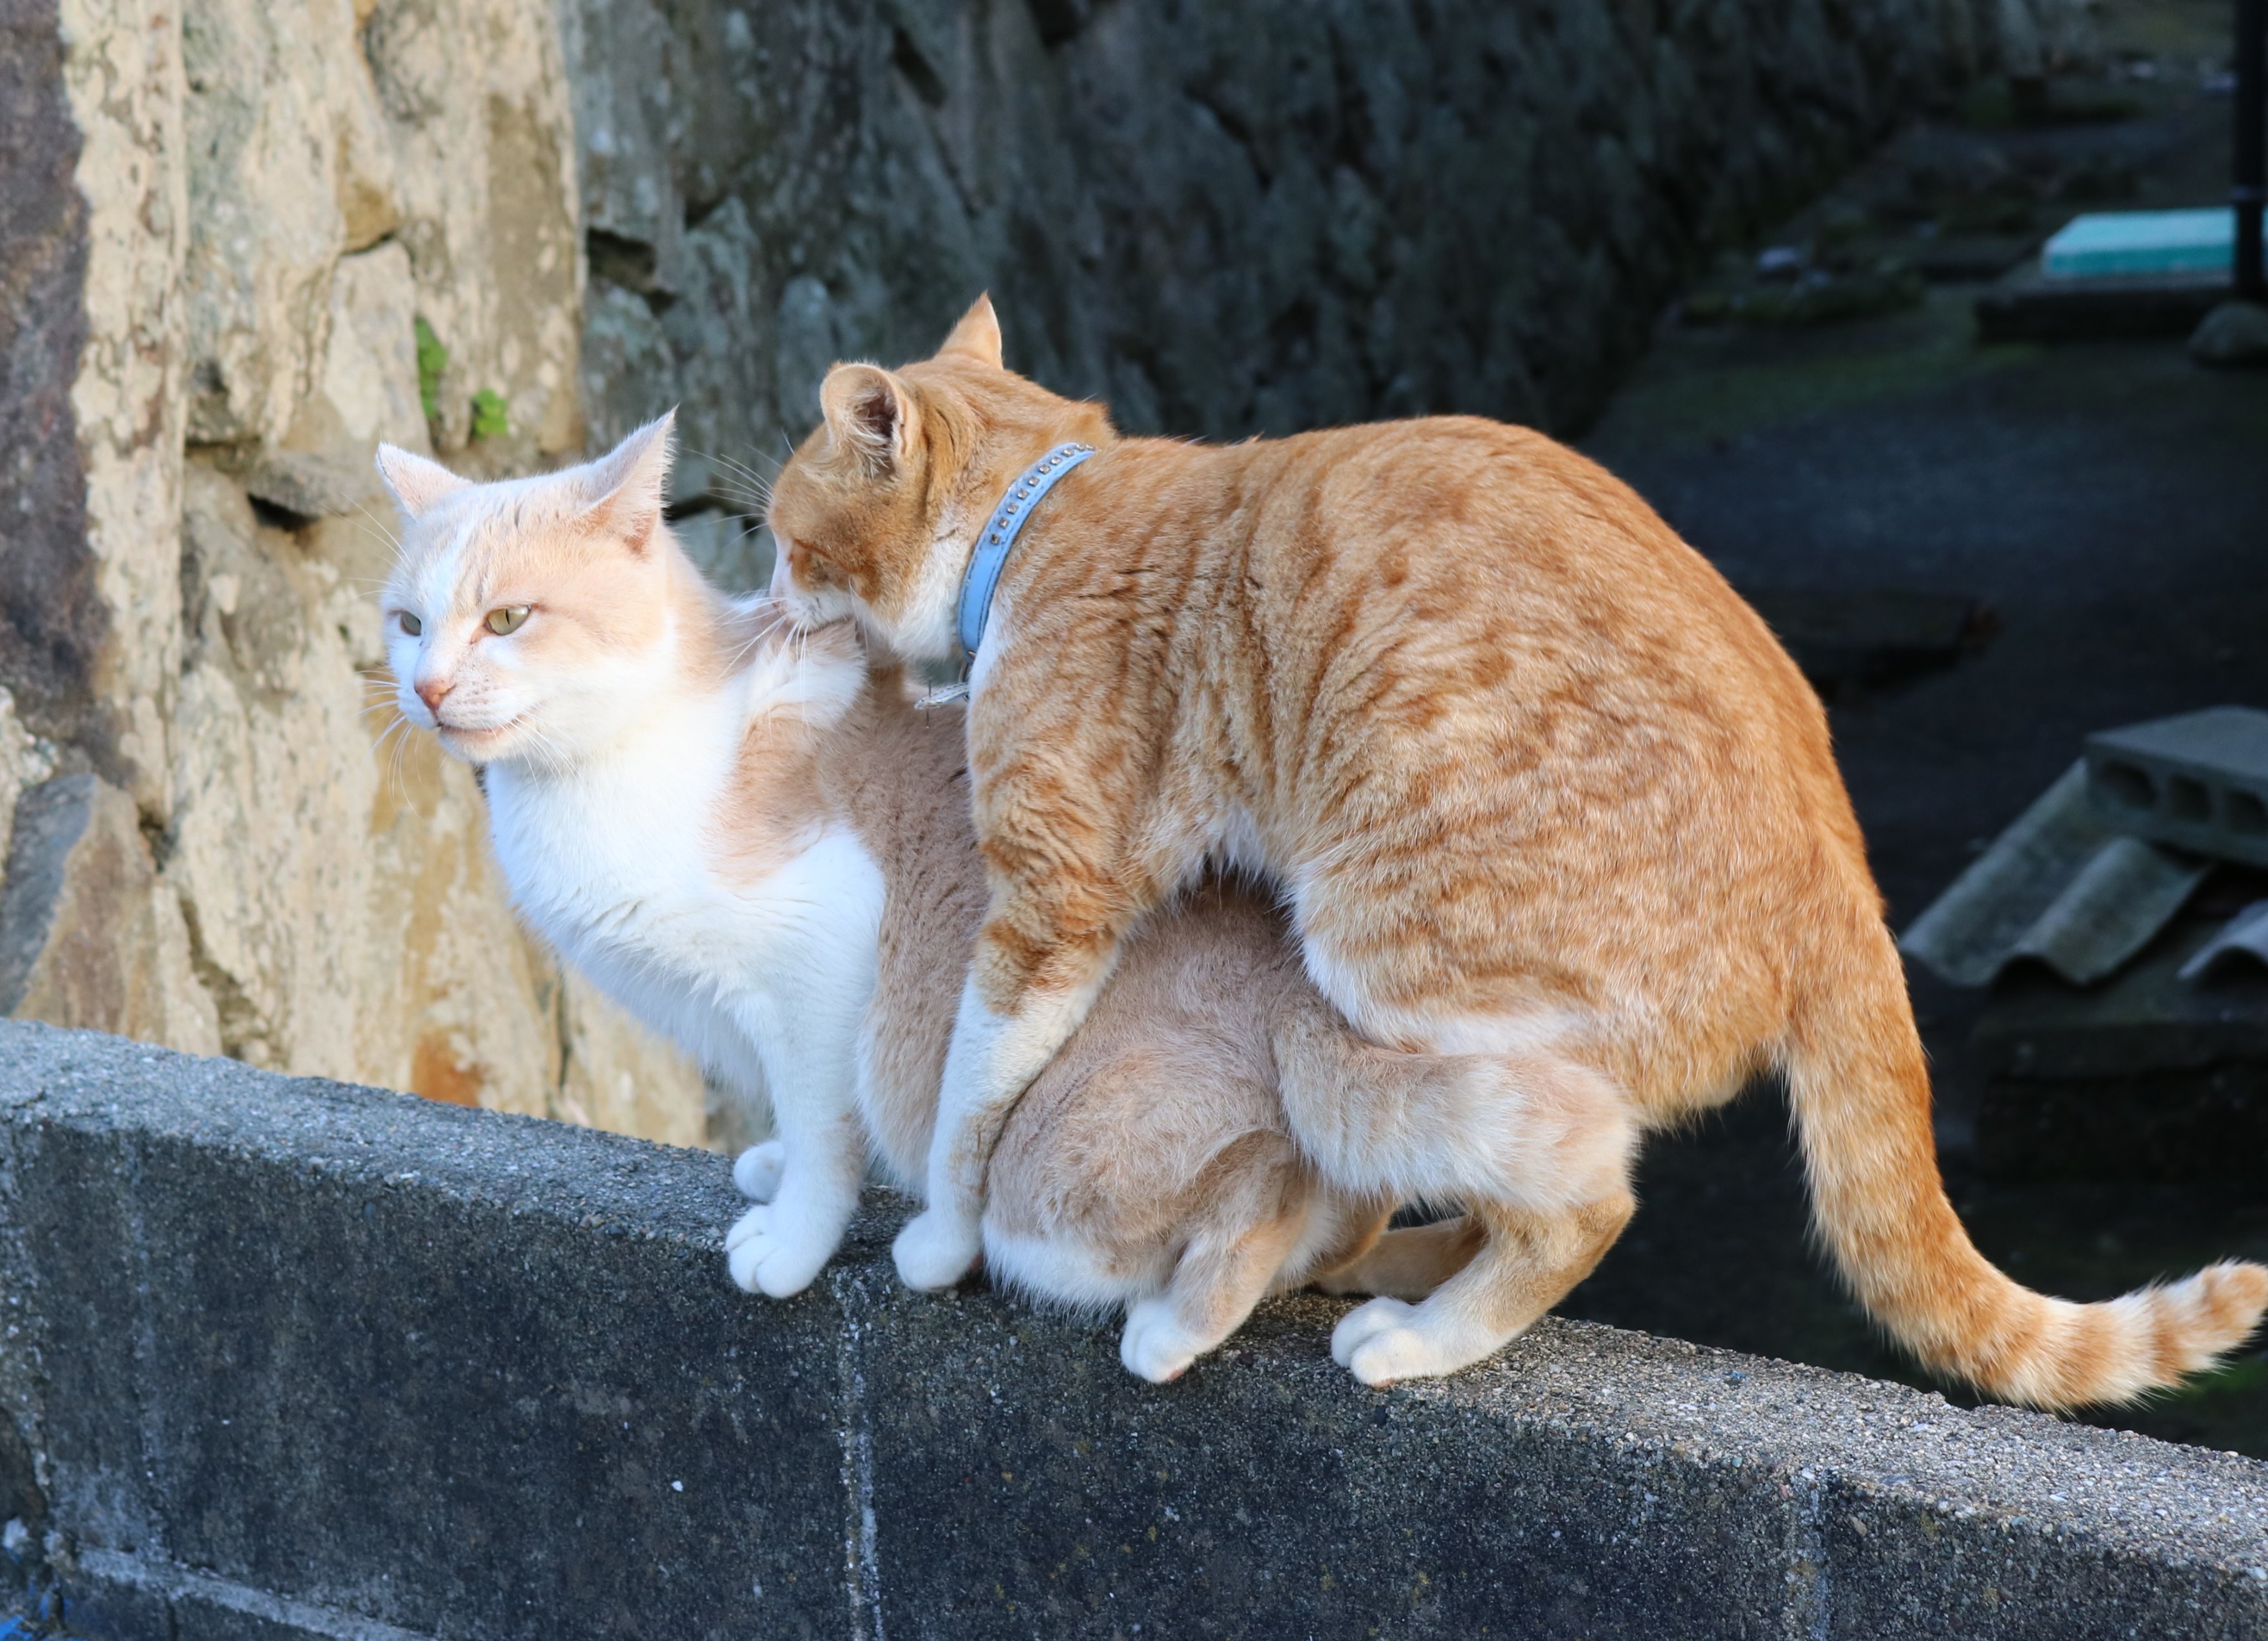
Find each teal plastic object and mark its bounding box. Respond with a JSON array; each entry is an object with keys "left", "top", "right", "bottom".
[{"left": 2041, "top": 208, "right": 2264, "bottom": 279}]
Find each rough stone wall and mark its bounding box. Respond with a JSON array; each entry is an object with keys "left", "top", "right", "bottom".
[
  {"left": 0, "top": 0, "right": 2087, "bottom": 1146},
  {"left": 0, "top": 0, "right": 708, "bottom": 1145},
  {"left": 568, "top": 0, "right": 2090, "bottom": 546}
]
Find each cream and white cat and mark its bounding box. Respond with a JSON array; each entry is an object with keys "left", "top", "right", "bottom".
[{"left": 375, "top": 416, "right": 1614, "bottom": 1378}]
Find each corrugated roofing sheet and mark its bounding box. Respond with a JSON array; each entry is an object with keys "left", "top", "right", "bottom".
[
  {"left": 2178, "top": 901, "right": 2268, "bottom": 982},
  {"left": 1900, "top": 761, "right": 2207, "bottom": 987}
]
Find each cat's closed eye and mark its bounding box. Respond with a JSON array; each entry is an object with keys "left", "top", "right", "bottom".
[{"left": 785, "top": 541, "right": 846, "bottom": 591}]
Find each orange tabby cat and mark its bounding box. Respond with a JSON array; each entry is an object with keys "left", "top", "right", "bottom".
[{"left": 765, "top": 296, "right": 2267, "bottom": 1407}]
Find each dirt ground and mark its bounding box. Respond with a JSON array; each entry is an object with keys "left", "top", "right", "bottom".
[{"left": 1564, "top": 0, "right": 2268, "bottom": 1454}]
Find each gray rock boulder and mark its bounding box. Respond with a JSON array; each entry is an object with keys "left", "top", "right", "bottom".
[{"left": 2190, "top": 300, "right": 2268, "bottom": 369}]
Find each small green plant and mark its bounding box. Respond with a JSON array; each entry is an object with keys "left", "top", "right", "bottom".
[
  {"left": 414, "top": 318, "right": 447, "bottom": 424},
  {"left": 471, "top": 389, "right": 509, "bottom": 441}
]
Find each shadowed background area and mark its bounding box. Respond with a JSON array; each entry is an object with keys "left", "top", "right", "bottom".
[{"left": 1566, "top": 0, "right": 2268, "bottom": 1452}]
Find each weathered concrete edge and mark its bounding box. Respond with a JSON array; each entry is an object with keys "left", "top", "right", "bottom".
[
  {"left": 70, "top": 1549, "right": 431, "bottom": 1641},
  {"left": 1, "top": 1020, "right": 2264, "bottom": 1639}
]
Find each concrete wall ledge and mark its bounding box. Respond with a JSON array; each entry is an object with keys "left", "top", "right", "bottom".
[{"left": 0, "top": 1021, "right": 2261, "bottom": 1640}]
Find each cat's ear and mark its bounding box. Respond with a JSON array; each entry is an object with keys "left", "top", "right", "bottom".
[
  {"left": 936, "top": 293, "right": 1003, "bottom": 369},
  {"left": 578, "top": 410, "right": 676, "bottom": 555},
  {"left": 819, "top": 364, "right": 915, "bottom": 474},
  {"left": 375, "top": 445, "right": 471, "bottom": 522}
]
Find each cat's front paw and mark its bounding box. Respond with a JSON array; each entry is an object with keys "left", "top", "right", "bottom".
[
  {"left": 724, "top": 1205, "right": 829, "bottom": 1299},
  {"left": 1329, "top": 1297, "right": 1437, "bottom": 1387},
  {"left": 1118, "top": 1297, "right": 1200, "bottom": 1384},
  {"left": 891, "top": 1209, "right": 980, "bottom": 1291},
  {"left": 732, "top": 1140, "right": 786, "bottom": 1202}
]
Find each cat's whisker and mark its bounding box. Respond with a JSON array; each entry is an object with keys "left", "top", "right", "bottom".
[
  {"left": 366, "top": 711, "right": 415, "bottom": 806},
  {"left": 707, "top": 462, "right": 774, "bottom": 497},
  {"left": 720, "top": 595, "right": 792, "bottom": 672},
  {"left": 721, "top": 445, "right": 785, "bottom": 477},
  {"left": 382, "top": 723, "right": 416, "bottom": 782},
  {"left": 521, "top": 720, "right": 576, "bottom": 779},
  {"left": 389, "top": 724, "right": 420, "bottom": 806},
  {"left": 353, "top": 500, "right": 401, "bottom": 545},
  {"left": 350, "top": 505, "right": 407, "bottom": 563},
  {"left": 720, "top": 627, "right": 766, "bottom": 672},
  {"left": 708, "top": 451, "right": 780, "bottom": 487},
  {"left": 694, "top": 450, "right": 782, "bottom": 518}
]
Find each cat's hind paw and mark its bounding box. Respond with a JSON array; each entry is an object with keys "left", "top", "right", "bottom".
[
  {"left": 732, "top": 1140, "right": 786, "bottom": 1202},
  {"left": 724, "top": 1204, "right": 828, "bottom": 1299},
  {"left": 1118, "top": 1297, "right": 1201, "bottom": 1384},
  {"left": 891, "top": 1209, "right": 981, "bottom": 1291}
]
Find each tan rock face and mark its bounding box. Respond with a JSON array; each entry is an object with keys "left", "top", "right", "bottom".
[
  {"left": 179, "top": 0, "right": 388, "bottom": 449},
  {"left": 0, "top": 774, "right": 220, "bottom": 1057},
  {"left": 12, "top": 0, "right": 708, "bottom": 1147},
  {"left": 60, "top": 0, "right": 191, "bottom": 818},
  {"left": 361, "top": 0, "right": 584, "bottom": 469},
  {"left": 312, "top": 241, "right": 430, "bottom": 455},
  {"left": 176, "top": 0, "right": 582, "bottom": 469}
]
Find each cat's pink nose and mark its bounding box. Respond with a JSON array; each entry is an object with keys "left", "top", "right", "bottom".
[{"left": 416, "top": 678, "right": 452, "bottom": 714}]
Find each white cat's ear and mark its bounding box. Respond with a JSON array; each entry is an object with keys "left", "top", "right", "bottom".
[
  {"left": 819, "top": 364, "right": 914, "bottom": 474},
  {"left": 374, "top": 445, "right": 470, "bottom": 521},
  {"left": 578, "top": 410, "right": 676, "bottom": 554},
  {"left": 936, "top": 293, "right": 1003, "bottom": 368}
]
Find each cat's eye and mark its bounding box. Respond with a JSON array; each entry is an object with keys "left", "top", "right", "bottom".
[
  {"left": 485, "top": 605, "right": 530, "bottom": 636},
  {"left": 398, "top": 612, "right": 422, "bottom": 637}
]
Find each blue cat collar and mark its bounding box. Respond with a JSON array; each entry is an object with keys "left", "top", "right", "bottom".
[{"left": 956, "top": 442, "right": 1096, "bottom": 659}]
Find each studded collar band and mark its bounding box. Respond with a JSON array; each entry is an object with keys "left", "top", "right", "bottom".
[{"left": 955, "top": 442, "right": 1097, "bottom": 660}]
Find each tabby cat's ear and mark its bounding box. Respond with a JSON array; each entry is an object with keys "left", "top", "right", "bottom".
[
  {"left": 578, "top": 410, "right": 676, "bottom": 555},
  {"left": 819, "top": 364, "right": 915, "bottom": 474},
  {"left": 374, "top": 445, "right": 470, "bottom": 522},
  {"left": 936, "top": 293, "right": 1003, "bottom": 368}
]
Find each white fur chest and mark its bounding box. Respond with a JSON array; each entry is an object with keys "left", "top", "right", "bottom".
[{"left": 479, "top": 689, "right": 884, "bottom": 1088}]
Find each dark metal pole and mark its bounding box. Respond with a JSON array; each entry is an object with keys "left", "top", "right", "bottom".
[{"left": 2240, "top": 0, "right": 2265, "bottom": 300}]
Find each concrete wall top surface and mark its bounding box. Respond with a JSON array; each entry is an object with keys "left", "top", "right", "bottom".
[{"left": 0, "top": 1019, "right": 2262, "bottom": 1639}]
